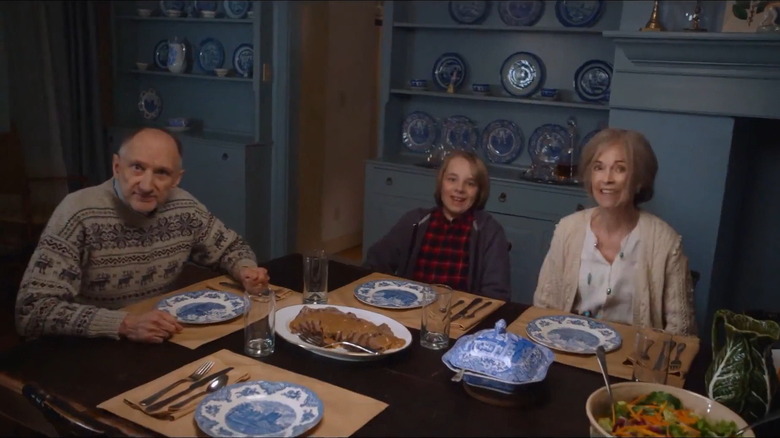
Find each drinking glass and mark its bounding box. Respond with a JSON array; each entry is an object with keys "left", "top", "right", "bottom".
[
  {"left": 244, "top": 288, "right": 275, "bottom": 357},
  {"left": 420, "top": 284, "right": 453, "bottom": 350},
  {"left": 632, "top": 327, "right": 673, "bottom": 384},
  {"left": 303, "top": 249, "right": 328, "bottom": 304}
]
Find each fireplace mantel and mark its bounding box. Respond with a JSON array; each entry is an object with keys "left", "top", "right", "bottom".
[{"left": 603, "top": 31, "right": 780, "bottom": 119}]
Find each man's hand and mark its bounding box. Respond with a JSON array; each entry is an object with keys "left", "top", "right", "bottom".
[
  {"left": 238, "top": 266, "right": 270, "bottom": 294},
  {"left": 119, "top": 310, "right": 183, "bottom": 343}
]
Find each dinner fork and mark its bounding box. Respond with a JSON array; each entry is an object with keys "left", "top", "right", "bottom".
[
  {"left": 668, "top": 342, "right": 687, "bottom": 371},
  {"left": 461, "top": 301, "right": 492, "bottom": 319},
  {"left": 297, "top": 332, "right": 380, "bottom": 355},
  {"left": 139, "top": 360, "right": 214, "bottom": 407}
]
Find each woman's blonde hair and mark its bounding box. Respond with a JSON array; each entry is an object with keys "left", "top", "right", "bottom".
[
  {"left": 434, "top": 150, "right": 490, "bottom": 210},
  {"left": 579, "top": 128, "right": 658, "bottom": 205}
]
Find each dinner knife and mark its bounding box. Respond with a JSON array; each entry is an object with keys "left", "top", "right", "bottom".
[
  {"left": 145, "top": 367, "right": 233, "bottom": 412},
  {"left": 451, "top": 298, "right": 483, "bottom": 321}
]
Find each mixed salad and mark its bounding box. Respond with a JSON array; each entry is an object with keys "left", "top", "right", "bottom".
[{"left": 597, "top": 391, "right": 740, "bottom": 437}]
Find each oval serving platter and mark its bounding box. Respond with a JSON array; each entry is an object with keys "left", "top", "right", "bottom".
[
  {"left": 573, "top": 59, "right": 612, "bottom": 103},
  {"left": 195, "top": 380, "right": 323, "bottom": 438},
  {"left": 527, "top": 123, "right": 570, "bottom": 165},
  {"left": 554, "top": 0, "right": 605, "bottom": 28},
  {"left": 525, "top": 314, "right": 622, "bottom": 354},
  {"left": 233, "top": 43, "right": 254, "bottom": 77},
  {"left": 197, "top": 37, "right": 225, "bottom": 73},
  {"left": 156, "top": 290, "right": 246, "bottom": 324},
  {"left": 401, "top": 111, "right": 438, "bottom": 153},
  {"left": 353, "top": 279, "right": 431, "bottom": 309},
  {"left": 448, "top": 1, "right": 490, "bottom": 24},
  {"left": 431, "top": 52, "right": 467, "bottom": 91},
  {"left": 497, "top": 1, "right": 545, "bottom": 26},
  {"left": 441, "top": 115, "right": 479, "bottom": 153},
  {"left": 481, "top": 119, "right": 524, "bottom": 164},
  {"left": 500, "top": 51, "right": 546, "bottom": 97}
]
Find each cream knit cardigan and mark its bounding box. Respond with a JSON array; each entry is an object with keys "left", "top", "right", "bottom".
[{"left": 533, "top": 208, "right": 697, "bottom": 335}]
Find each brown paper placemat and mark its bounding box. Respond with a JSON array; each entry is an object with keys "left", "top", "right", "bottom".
[
  {"left": 121, "top": 275, "right": 303, "bottom": 349},
  {"left": 507, "top": 306, "right": 700, "bottom": 388},
  {"left": 98, "top": 349, "right": 388, "bottom": 437},
  {"left": 327, "top": 273, "right": 505, "bottom": 339}
]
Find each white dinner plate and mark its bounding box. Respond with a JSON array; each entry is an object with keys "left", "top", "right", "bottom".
[
  {"left": 156, "top": 290, "right": 245, "bottom": 324},
  {"left": 195, "top": 380, "right": 323, "bottom": 437},
  {"left": 353, "top": 279, "right": 430, "bottom": 309},
  {"left": 274, "top": 304, "right": 412, "bottom": 361},
  {"left": 525, "top": 315, "right": 622, "bottom": 354}
]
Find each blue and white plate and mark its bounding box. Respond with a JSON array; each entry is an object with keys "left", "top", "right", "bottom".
[
  {"left": 197, "top": 37, "right": 225, "bottom": 73},
  {"left": 137, "top": 88, "right": 162, "bottom": 120},
  {"left": 153, "top": 40, "right": 169, "bottom": 70},
  {"left": 525, "top": 315, "right": 622, "bottom": 354},
  {"left": 481, "top": 119, "right": 524, "bottom": 164},
  {"left": 574, "top": 59, "right": 612, "bottom": 103},
  {"left": 432, "top": 52, "right": 467, "bottom": 91},
  {"left": 156, "top": 290, "right": 245, "bottom": 324},
  {"left": 449, "top": 1, "right": 490, "bottom": 24},
  {"left": 233, "top": 43, "right": 253, "bottom": 77},
  {"left": 160, "top": 0, "right": 185, "bottom": 12},
  {"left": 195, "top": 381, "right": 323, "bottom": 438},
  {"left": 554, "top": 0, "right": 604, "bottom": 27},
  {"left": 497, "top": 1, "right": 545, "bottom": 26},
  {"left": 580, "top": 127, "right": 602, "bottom": 148},
  {"left": 528, "top": 123, "right": 570, "bottom": 165},
  {"left": 442, "top": 115, "right": 479, "bottom": 153},
  {"left": 354, "top": 279, "right": 430, "bottom": 309},
  {"left": 223, "top": 0, "right": 250, "bottom": 18},
  {"left": 401, "top": 111, "right": 438, "bottom": 153},
  {"left": 500, "top": 51, "right": 545, "bottom": 97},
  {"left": 193, "top": 1, "right": 218, "bottom": 12}
]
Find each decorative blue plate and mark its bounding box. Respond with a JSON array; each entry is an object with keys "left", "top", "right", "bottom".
[
  {"left": 500, "top": 51, "right": 545, "bottom": 97},
  {"left": 574, "top": 59, "right": 612, "bottom": 103},
  {"left": 528, "top": 123, "right": 570, "bottom": 165},
  {"left": 156, "top": 290, "right": 245, "bottom": 324},
  {"left": 153, "top": 40, "right": 169, "bottom": 70},
  {"left": 353, "top": 279, "right": 431, "bottom": 309},
  {"left": 194, "top": 1, "right": 218, "bottom": 12},
  {"left": 441, "top": 115, "right": 479, "bottom": 153},
  {"left": 554, "top": 0, "right": 604, "bottom": 27},
  {"left": 449, "top": 1, "right": 490, "bottom": 24},
  {"left": 497, "top": 1, "right": 545, "bottom": 26},
  {"left": 431, "top": 52, "right": 467, "bottom": 91},
  {"left": 223, "top": 0, "right": 250, "bottom": 18},
  {"left": 195, "top": 381, "right": 324, "bottom": 437},
  {"left": 525, "top": 315, "right": 622, "bottom": 354},
  {"left": 580, "top": 127, "right": 602, "bottom": 148},
  {"left": 197, "top": 37, "right": 225, "bottom": 73},
  {"left": 233, "top": 43, "right": 253, "bottom": 77},
  {"left": 160, "top": 0, "right": 185, "bottom": 12},
  {"left": 401, "top": 111, "right": 438, "bottom": 153},
  {"left": 137, "top": 88, "right": 162, "bottom": 120},
  {"left": 481, "top": 119, "right": 524, "bottom": 164}
]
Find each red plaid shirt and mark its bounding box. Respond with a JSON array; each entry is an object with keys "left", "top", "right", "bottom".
[{"left": 412, "top": 208, "right": 473, "bottom": 291}]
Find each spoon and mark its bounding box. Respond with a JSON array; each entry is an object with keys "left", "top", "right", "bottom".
[
  {"left": 168, "top": 374, "right": 228, "bottom": 411},
  {"left": 595, "top": 346, "right": 616, "bottom": 424},
  {"left": 735, "top": 410, "right": 780, "bottom": 436}
]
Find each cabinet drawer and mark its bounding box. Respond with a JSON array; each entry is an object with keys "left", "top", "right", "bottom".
[
  {"left": 365, "top": 164, "right": 435, "bottom": 201},
  {"left": 487, "top": 182, "right": 591, "bottom": 222}
]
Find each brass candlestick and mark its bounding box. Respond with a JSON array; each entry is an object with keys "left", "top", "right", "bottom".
[
  {"left": 641, "top": 0, "right": 665, "bottom": 31},
  {"left": 684, "top": 0, "right": 707, "bottom": 32}
]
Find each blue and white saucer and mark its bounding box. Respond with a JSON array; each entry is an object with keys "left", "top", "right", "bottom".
[
  {"left": 574, "top": 59, "right": 612, "bottom": 103},
  {"left": 525, "top": 315, "right": 622, "bottom": 354},
  {"left": 441, "top": 115, "right": 479, "bottom": 153},
  {"left": 449, "top": 1, "right": 490, "bottom": 24},
  {"left": 156, "top": 290, "right": 245, "bottom": 324},
  {"left": 401, "top": 111, "right": 438, "bottom": 153},
  {"left": 554, "top": 0, "right": 605, "bottom": 27},
  {"left": 153, "top": 39, "right": 169, "bottom": 70},
  {"left": 223, "top": 0, "right": 250, "bottom": 18},
  {"left": 197, "top": 37, "right": 225, "bottom": 73},
  {"left": 528, "top": 123, "right": 570, "bottom": 165},
  {"left": 354, "top": 279, "right": 430, "bottom": 309},
  {"left": 233, "top": 43, "right": 254, "bottom": 77},
  {"left": 432, "top": 52, "right": 467, "bottom": 91},
  {"left": 138, "top": 88, "right": 162, "bottom": 120},
  {"left": 481, "top": 119, "right": 524, "bottom": 164},
  {"left": 497, "top": 1, "right": 545, "bottom": 26},
  {"left": 500, "top": 51, "right": 545, "bottom": 97}
]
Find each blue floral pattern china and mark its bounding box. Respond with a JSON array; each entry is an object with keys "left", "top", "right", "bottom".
[
  {"left": 528, "top": 123, "right": 569, "bottom": 165},
  {"left": 233, "top": 43, "right": 253, "bottom": 77},
  {"left": 223, "top": 0, "right": 250, "bottom": 18},
  {"left": 193, "top": 1, "right": 218, "bottom": 13},
  {"left": 449, "top": 1, "right": 490, "bottom": 24},
  {"left": 195, "top": 381, "right": 324, "bottom": 437},
  {"left": 442, "top": 320, "right": 555, "bottom": 394},
  {"left": 153, "top": 39, "right": 169, "bottom": 70},
  {"left": 432, "top": 52, "right": 467, "bottom": 91},
  {"left": 401, "top": 111, "right": 438, "bottom": 153},
  {"left": 500, "top": 51, "right": 545, "bottom": 97},
  {"left": 574, "top": 59, "right": 612, "bottom": 103},
  {"left": 580, "top": 127, "right": 602, "bottom": 148},
  {"left": 160, "top": 0, "right": 185, "bottom": 12},
  {"left": 481, "top": 119, "right": 524, "bottom": 164},
  {"left": 197, "top": 37, "right": 225, "bottom": 73},
  {"left": 525, "top": 315, "right": 622, "bottom": 354},
  {"left": 353, "top": 279, "right": 430, "bottom": 309},
  {"left": 497, "top": 1, "right": 545, "bottom": 26},
  {"left": 156, "top": 290, "right": 245, "bottom": 324},
  {"left": 138, "top": 88, "right": 162, "bottom": 120},
  {"left": 554, "top": 0, "right": 604, "bottom": 27},
  {"left": 441, "top": 115, "right": 479, "bottom": 153}
]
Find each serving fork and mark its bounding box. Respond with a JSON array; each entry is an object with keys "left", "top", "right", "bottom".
[
  {"left": 139, "top": 360, "right": 214, "bottom": 407},
  {"left": 297, "top": 332, "right": 380, "bottom": 355}
]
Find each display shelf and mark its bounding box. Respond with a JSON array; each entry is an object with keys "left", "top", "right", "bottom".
[
  {"left": 127, "top": 69, "right": 252, "bottom": 82},
  {"left": 390, "top": 88, "right": 609, "bottom": 111},
  {"left": 117, "top": 15, "right": 252, "bottom": 24},
  {"left": 394, "top": 22, "right": 604, "bottom": 34}
]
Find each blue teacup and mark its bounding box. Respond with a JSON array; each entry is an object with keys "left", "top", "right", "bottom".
[
  {"left": 168, "top": 117, "right": 191, "bottom": 127},
  {"left": 409, "top": 79, "right": 428, "bottom": 89},
  {"left": 472, "top": 83, "right": 490, "bottom": 94},
  {"left": 540, "top": 88, "right": 559, "bottom": 100}
]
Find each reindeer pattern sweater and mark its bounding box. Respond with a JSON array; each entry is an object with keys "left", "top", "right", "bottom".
[{"left": 15, "top": 178, "right": 257, "bottom": 339}]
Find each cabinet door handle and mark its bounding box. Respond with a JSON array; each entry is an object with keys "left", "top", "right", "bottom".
[
  {"left": 498, "top": 192, "right": 507, "bottom": 203},
  {"left": 576, "top": 203, "right": 585, "bottom": 211},
  {"left": 221, "top": 153, "right": 229, "bottom": 161},
  {"left": 385, "top": 177, "right": 393, "bottom": 186}
]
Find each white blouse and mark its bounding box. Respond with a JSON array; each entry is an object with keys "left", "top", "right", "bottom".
[{"left": 573, "top": 224, "right": 640, "bottom": 325}]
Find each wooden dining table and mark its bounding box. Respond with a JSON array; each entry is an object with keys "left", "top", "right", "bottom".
[{"left": 0, "top": 253, "right": 775, "bottom": 436}]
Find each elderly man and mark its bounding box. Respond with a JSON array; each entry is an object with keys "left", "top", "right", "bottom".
[{"left": 15, "top": 127, "right": 269, "bottom": 343}]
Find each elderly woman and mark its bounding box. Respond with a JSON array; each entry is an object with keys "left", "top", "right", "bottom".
[
  {"left": 364, "top": 150, "right": 510, "bottom": 301},
  {"left": 533, "top": 128, "right": 696, "bottom": 335}
]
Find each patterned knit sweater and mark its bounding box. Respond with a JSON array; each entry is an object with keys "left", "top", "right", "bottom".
[{"left": 15, "top": 178, "right": 258, "bottom": 339}]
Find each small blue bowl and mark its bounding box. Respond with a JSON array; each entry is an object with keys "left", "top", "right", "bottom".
[
  {"left": 168, "top": 117, "right": 191, "bottom": 127},
  {"left": 540, "top": 88, "right": 559, "bottom": 100},
  {"left": 472, "top": 83, "right": 490, "bottom": 94},
  {"left": 409, "top": 79, "right": 428, "bottom": 89}
]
